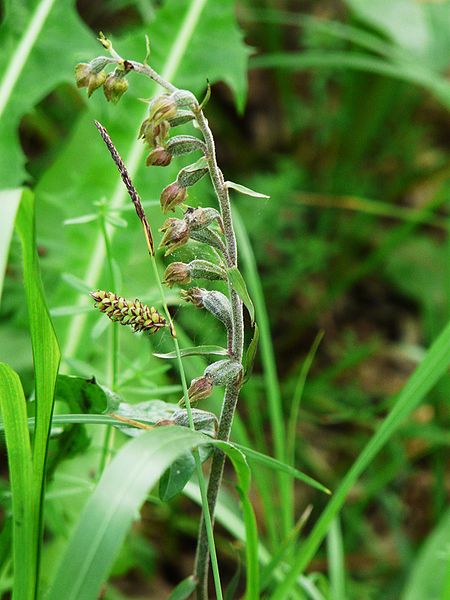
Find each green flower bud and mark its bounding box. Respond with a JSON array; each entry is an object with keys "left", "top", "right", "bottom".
[
  {"left": 177, "top": 157, "right": 209, "bottom": 188},
  {"left": 187, "top": 259, "right": 226, "bottom": 282},
  {"left": 75, "top": 62, "right": 107, "bottom": 97},
  {"left": 205, "top": 359, "right": 243, "bottom": 387},
  {"left": 167, "top": 110, "right": 194, "bottom": 128},
  {"left": 146, "top": 146, "right": 172, "bottom": 167},
  {"left": 184, "top": 207, "right": 220, "bottom": 231},
  {"left": 160, "top": 181, "right": 188, "bottom": 213},
  {"left": 181, "top": 288, "right": 232, "bottom": 331},
  {"left": 180, "top": 375, "right": 214, "bottom": 407},
  {"left": 166, "top": 135, "right": 206, "bottom": 157},
  {"left": 90, "top": 290, "right": 166, "bottom": 334},
  {"left": 159, "top": 218, "right": 190, "bottom": 255},
  {"left": 162, "top": 262, "right": 191, "bottom": 287},
  {"left": 172, "top": 89, "right": 198, "bottom": 108},
  {"left": 139, "top": 118, "right": 170, "bottom": 147},
  {"left": 172, "top": 408, "right": 218, "bottom": 436},
  {"left": 103, "top": 71, "right": 129, "bottom": 103},
  {"left": 148, "top": 94, "right": 178, "bottom": 125}
]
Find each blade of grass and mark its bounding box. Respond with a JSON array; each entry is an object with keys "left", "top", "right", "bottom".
[
  {"left": 0, "top": 189, "right": 22, "bottom": 302},
  {"left": 286, "top": 332, "right": 324, "bottom": 527},
  {"left": 47, "top": 427, "right": 252, "bottom": 600},
  {"left": 270, "top": 318, "right": 450, "bottom": 599},
  {"left": 15, "top": 189, "right": 61, "bottom": 598},
  {"left": 0, "top": 364, "right": 35, "bottom": 599},
  {"left": 327, "top": 518, "right": 346, "bottom": 600}
]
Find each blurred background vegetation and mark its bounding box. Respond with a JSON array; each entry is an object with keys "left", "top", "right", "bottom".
[{"left": 1, "top": 0, "right": 449, "bottom": 598}]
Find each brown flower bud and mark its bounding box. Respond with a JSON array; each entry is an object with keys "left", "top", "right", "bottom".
[
  {"left": 148, "top": 94, "right": 178, "bottom": 125},
  {"left": 159, "top": 218, "right": 190, "bottom": 255},
  {"left": 160, "top": 181, "right": 187, "bottom": 213},
  {"left": 75, "top": 58, "right": 109, "bottom": 96},
  {"left": 146, "top": 146, "right": 172, "bottom": 167},
  {"left": 184, "top": 207, "right": 220, "bottom": 231},
  {"left": 162, "top": 262, "right": 191, "bottom": 287},
  {"left": 180, "top": 287, "right": 205, "bottom": 308},
  {"left": 139, "top": 119, "right": 171, "bottom": 147},
  {"left": 103, "top": 71, "right": 129, "bottom": 103},
  {"left": 180, "top": 375, "right": 214, "bottom": 406}
]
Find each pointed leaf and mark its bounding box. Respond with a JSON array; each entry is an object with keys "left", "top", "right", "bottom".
[
  {"left": 154, "top": 345, "right": 228, "bottom": 359},
  {"left": 226, "top": 181, "right": 270, "bottom": 199},
  {"left": 244, "top": 323, "right": 259, "bottom": 382},
  {"left": 227, "top": 266, "right": 255, "bottom": 325},
  {"left": 167, "top": 576, "right": 197, "bottom": 600}
]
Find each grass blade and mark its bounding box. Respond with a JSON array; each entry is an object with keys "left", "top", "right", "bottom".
[
  {"left": 327, "top": 518, "right": 346, "bottom": 600},
  {"left": 0, "top": 364, "right": 35, "bottom": 599},
  {"left": 15, "top": 189, "right": 61, "bottom": 596},
  {"left": 0, "top": 189, "right": 22, "bottom": 302},
  {"left": 270, "top": 318, "right": 450, "bottom": 599}
]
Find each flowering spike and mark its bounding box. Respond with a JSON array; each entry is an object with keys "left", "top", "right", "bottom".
[{"left": 90, "top": 290, "right": 166, "bottom": 334}]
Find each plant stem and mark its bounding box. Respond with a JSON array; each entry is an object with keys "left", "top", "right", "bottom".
[{"left": 98, "top": 212, "right": 118, "bottom": 474}]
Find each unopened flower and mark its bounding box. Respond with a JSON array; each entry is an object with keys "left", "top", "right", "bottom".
[
  {"left": 148, "top": 94, "right": 178, "bottom": 125},
  {"left": 184, "top": 207, "right": 220, "bottom": 231},
  {"left": 180, "top": 375, "right": 214, "bottom": 406},
  {"left": 180, "top": 287, "right": 205, "bottom": 307},
  {"left": 146, "top": 146, "right": 172, "bottom": 167},
  {"left": 181, "top": 288, "right": 232, "bottom": 330},
  {"left": 75, "top": 62, "right": 107, "bottom": 97},
  {"left": 103, "top": 71, "right": 129, "bottom": 103},
  {"left": 90, "top": 290, "right": 166, "bottom": 334},
  {"left": 159, "top": 218, "right": 190, "bottom": 255},
  {"left": 162, "top": 262, "right": 191, "bottom": 287},
  {"left": 160, "top": 181, "right": 187, "bottom": 213},
  {"left": 139, "top": 119, "right": 170, "bottom": 147}
]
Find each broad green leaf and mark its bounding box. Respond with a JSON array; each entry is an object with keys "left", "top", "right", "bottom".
[
  {"left": 226, "top": 181, "right": 270, "bottom": 199},
  {"left": 0, "top": 364, "right": 35, "bottom": 599},
  {"left": 0, "top": 0, "right": 97, "bottom": 188},
  {"left": 167, "top": 576, "right": 197, "bottom": 600},
  {"left": 270, "top": 318, "right": 450, "bottom": 599},
  {"left": 227, "top": 266, "right": 255, "bottom": 325},
  {"left": 234, "top": 443, "right": 330, "bottom": 495},
  {"left": 47, "top": 427, "right": 253, "bottom": 599},
  {"left": 56, "top": 375, "right": 119, "bottom": 414},
  {"left": 154, "top": 345, "right": 228, "bottom": 359},
  {"left": 0, "top": 189, "right": 22, "bottom": 302},
  {"left": 401, "top": 507, "right": 450, "bottom": 600}
]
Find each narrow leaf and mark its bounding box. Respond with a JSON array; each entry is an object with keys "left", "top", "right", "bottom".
[
  {"left": 244, "top": 323, "right": 259, "bottom": 382},
  {"left": 234, "top": 443, "right": 331, "bottom": 495},
  {"left": 167, "top": 576, "right": 197, "bottom": 600},
  {"left": 154, "top": 345, "right": 229, "bottom": 359},
  {"left": 0, "top": 363, "right": 35, "bottom": 599},
  {"left": 63, "top": 214, "right": 98, "bottom": 225},
  {"left": 227, "top": 266, "right": 255, "bottom": 325},
  {"left": 226, "top": 181, "right": 270, "bottom": 199}
]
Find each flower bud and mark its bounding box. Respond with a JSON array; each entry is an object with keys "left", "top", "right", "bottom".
[
  {"left": 177, "top": 158, "right": 209, "bottom": 188},
  {"left": 205, "top": 359, "right": 243, "bottom": 387},
  {"left": 90, "top": 290, "right": 166, "bottom": 334},
  {"left": 187, "top": 259, "right": 226, "bottom": 282},
  {"left": 159, "top": 218, "right": 190, "bottom": 255},
  {"left": 172, "top": 408, "right": 218, "bottom": 435},
  {"left": 172, "top": 89, "right": 198, "bottom": 108},
  {"left": 163, "top": 262, "right": 191, "bottom": 287},
  {"left": 160, "top": 181, "right": 187, "bottom": 213},
  {"left": 181, "top": 288, "right": 232, "bottom": 330},
  {"left": 103, "top": 70, "right": 129, "bottom": 103},
  {"left": 75, "top": 62, "right": 107, "bottom": 97},
  {"left": 148, "top": 94, "right": 178, "bottom": 125},
  {"left": 139, "top": 119, "right": 170, "bottom": 147},
  {"left": 146, "top": 146, "right": 172, "bottom": 167},
  {"left": 190, "top": 228, "right": 226, "bottom": 254},
  {"left": 168, "top": 110, "right": 194, "bottom": 127},
  {"left": 179, "top": 375, "right": 213, "bottom": 406},
  {"left": 166, "top": 135, "right": 206, "bottom": 157},
  {"left": 184, "top": 207, "right": 220, "bottom": 231}
]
